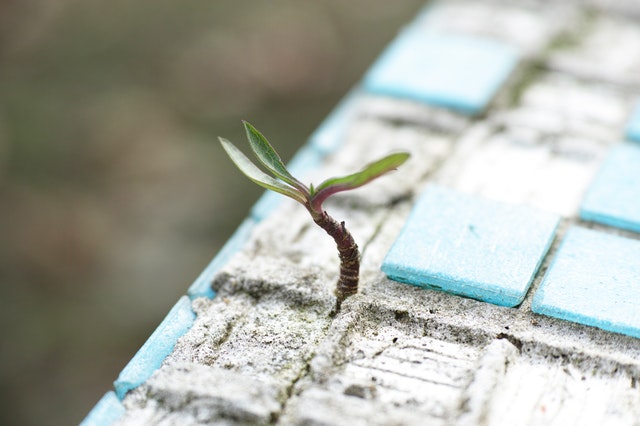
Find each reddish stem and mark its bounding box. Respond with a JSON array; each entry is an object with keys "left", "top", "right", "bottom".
[{"left": 310, "top": 209, "right": 360, "bottom": 310}]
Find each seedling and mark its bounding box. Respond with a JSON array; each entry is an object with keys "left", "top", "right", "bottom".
[{"left": 220, "top": 121, "right": 409, "bottom": 310}]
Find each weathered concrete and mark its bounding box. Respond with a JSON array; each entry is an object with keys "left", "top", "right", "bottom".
[
  {"left": 113, "top": 1, "right": 640, "bottom": 424},
  {"left": 116, "top": 107, "right": 640, "bottom": 424}
]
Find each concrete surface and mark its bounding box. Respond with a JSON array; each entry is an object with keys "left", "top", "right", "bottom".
[
  {"left": 84, "top": 0, "right": 640, "bottom": 424},
  {"left": 116, "top": 114, "right": 640, "bottom": 424}
]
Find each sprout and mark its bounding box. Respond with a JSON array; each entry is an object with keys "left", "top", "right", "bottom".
[{"left": 220, "top": 121, "right": 410, "bottom": 310}]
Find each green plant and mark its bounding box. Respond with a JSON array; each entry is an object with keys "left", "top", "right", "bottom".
[{"left": 220, "top": 121, "right": 410, "bottom": 310}]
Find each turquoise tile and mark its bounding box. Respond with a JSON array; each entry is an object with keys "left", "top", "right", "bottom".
[
  {"left": 382, "top": 185, "right": 559, "bottom": 307},
  {"left": 80, "top": 391, "right": 125, "bottom": 426},
  {"left": 308, "top": 89, "right": 360, "bottom": 155},
  {"left": 250, "top": 145, "right": 324, "bottom": 221},
  {"left": 580, "top": 143, "right": 640, "bottom": 233},
  {"left": 187, "top": 218, "right": 256, "bottom": 299},
  {"left": 114, "top": 296, "right": 195, "bottom": 399},
  {"left": 363, "top": 27, "right": 519, "bottom": 116},
  {"left": 626, "top": 100, "right": 640, "bottom": 143},
  {"left": 532, "top": 227, "right": 640, "bottom": 339},
  {"left": 250, "top": 191, "right": 282, "bottom": 222}
]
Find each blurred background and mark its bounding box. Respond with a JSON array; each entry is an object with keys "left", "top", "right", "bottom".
[{"left": 0, "top": 0, "right": 425, "bottom": 424}]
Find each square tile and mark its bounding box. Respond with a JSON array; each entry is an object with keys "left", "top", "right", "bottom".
[
  {"left": 363, "top": 27, "right": 519, "bottom": 116},
  {"left": 382, "top": 185, "right": 559, "bottom": 307},
  {"left": 626, "top": 100, "right": 640, "bottom": 143},
  {"left": 532, "top": 227, "right": 640, "bottom": 339},
  {"left": 580, "top": 143, "right": 640, "bottom": 233}
]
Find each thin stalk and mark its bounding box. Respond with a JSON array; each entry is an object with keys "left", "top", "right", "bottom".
[{"left": 310, "top": 209, "right": 360, "bottom": 311}]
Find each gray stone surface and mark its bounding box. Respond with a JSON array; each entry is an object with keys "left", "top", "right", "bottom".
[
  {"left": 547, "top": 14, "right": 640, "bottom": 88},
  {"left": 116, "top": 1, "right": 640, "bottom": 424},
  {"left": 413, "top": 0, "right": 576, "bottom": 58},
  {"left": 117, "top": 110, "right": 640, "bottom": 424}
]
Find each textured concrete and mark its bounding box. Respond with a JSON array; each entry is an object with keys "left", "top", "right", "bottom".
[
  {"left": 413, "top": 1, "right": 575, "bottom": 57},
  {"left": 114, "top": 106, "right": 640, "bottom": 423},
  {"left": 547, "top": 13, "right": 640, "bottom": 87},
  {"left": 84, "top": 0, "right": 640, "bottom": 424}
]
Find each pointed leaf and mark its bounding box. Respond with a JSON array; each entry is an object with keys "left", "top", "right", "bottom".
[
  {"left": 219, "top": 137, "right": 307, "bottom": 204},
  {"left": 243, "top": 121, "right": 307, "bottom": 193},
  {"left": 316, "top": 152, "right": 410, "bottom": 193},
  {"left": 310, "top": 152, "right": 410, "bottom": 209}
]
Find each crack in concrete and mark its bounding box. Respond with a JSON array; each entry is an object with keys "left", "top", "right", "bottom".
[{"left": 272, "top": 307, "right": 346, "bottom": 424}]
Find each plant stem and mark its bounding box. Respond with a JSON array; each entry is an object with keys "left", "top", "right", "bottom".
[{"left": 310, "top": 210, "right": 360, "bottom": 311}]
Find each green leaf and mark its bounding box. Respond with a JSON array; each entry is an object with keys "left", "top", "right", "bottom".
[
  {"left": 316, "top": 152, "right": 410, "bottom": 193},
  {"left": 310, "top": 152, "right": 410, "bottom": 210},
  {"left": 219, "top": 137, "right": 307, "bottom": 204},
  {"left": 243, "top": 121, "right": 307, "bottom": 193}
]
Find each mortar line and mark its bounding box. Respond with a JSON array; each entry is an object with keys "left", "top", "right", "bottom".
[{"left": 273, "top": 312, "right": 336, "bottom": 425}]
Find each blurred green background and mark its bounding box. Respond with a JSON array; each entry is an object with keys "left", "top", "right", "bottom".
[{"left": 0, "top": 1, "right": 424, "bottom": 424}]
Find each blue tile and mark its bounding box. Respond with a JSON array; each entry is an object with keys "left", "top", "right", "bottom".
[
  {"left": 580, "top": 143, "right": 640, "bottom": 233},
  {"left": 382, "top": 185, "right": 559, "bottom": 307},
  {"left": 532, "top": 227, "right": 640, "bottom": 339},
  {"left": 363, "top": 27, "right": 519, "bottom": 116},
  {"left": 188, "top": 218, "right": 256, "bottom": 299},
  {"left": 114, "top": 296, "right": 195, "bottom": 399},
  {"left": 308, "top": 89, "right": 360, "bottom": 155},
  {"left": 250, "top": 191, "right": 282, "bottom": 222},
  {"left": 250, "top": 145, "right": 324, "bottom": 221},
  {"left": 80, "top": 391, "right": 125, "bottom": 426},
  {"left": 626, "top": 100, "right": 640, "bottom": 143}
]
